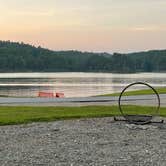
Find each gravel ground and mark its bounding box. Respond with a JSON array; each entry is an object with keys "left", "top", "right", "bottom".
[{"left": 0, "top": 117, "right": 166, "bottom": 166}]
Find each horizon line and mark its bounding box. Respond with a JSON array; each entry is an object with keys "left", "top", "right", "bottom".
[{"left": 1, "top": 40, "right": 166, "bottom": 55}]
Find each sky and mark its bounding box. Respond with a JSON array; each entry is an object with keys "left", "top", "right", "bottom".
[{"left": 0, "top": 0, "right": 166, "bottom": 53}]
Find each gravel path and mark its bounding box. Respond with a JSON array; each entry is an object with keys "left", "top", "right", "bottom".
[{"left": 0, "top": 117, "right": 166, "bottom": 166}]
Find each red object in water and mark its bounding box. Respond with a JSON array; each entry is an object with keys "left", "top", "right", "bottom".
[
  {"left": 56, "top": 92, "right": 65, "bottom": 98},
  {"left": 38, "top": 92, "right": 54, "bottom": 98}
]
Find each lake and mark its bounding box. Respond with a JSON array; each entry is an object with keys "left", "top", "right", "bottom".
[{"left": 0, "top": 72, "right": 166, "bottom": 97}]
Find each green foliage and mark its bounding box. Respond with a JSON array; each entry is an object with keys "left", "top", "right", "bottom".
[{"left": 0, "top": 40, "right": 166, "bottom": 72}]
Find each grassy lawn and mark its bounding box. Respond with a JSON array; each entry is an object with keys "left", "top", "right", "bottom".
[
  {"left": 0, "top": 105, "right": 165, "bottom": 126},
  {"left": 100, "top": 87, "right": 166, "bottom": 97}
]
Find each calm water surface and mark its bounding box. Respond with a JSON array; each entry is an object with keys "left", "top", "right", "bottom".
[{"left": 0, "top": 72, "right": 166, "bottom": 97}]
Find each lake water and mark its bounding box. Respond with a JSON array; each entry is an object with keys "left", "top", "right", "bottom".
[{"left": 0, "top": 72, "right": 166, "bottom": 97}]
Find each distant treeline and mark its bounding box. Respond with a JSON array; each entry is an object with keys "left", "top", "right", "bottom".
[{"left": 0, "top": 40, "right": 166, "bottom": 73}]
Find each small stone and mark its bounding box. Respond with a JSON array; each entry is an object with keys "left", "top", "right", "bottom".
[
  {"left": 74, "top": 140, "right": 77, "bottom": 143},
  {"left": 145, "top": 150, "right": 149, "bottom": 153}
]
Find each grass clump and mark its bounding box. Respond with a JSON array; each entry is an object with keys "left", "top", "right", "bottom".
[{"left": 0, "top": 105, "right": 165, "bottom": 126}]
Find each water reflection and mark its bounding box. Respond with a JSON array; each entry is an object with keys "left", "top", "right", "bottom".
[{"left": 0, "top": 72, "right": 165, "bottom": 97}]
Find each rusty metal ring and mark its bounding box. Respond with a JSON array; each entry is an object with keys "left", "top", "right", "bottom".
[{"left": 118, "top": 82, "right": 160, "bottom": 124}]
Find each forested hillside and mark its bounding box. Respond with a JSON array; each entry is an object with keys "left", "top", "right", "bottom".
[{"left": 0, "top": 41, "right": 166, "bottom": 73}]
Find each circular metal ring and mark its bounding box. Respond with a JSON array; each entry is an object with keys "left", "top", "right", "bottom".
[{"left": 118, "top": 82, "right": 160, "bottom": 124}]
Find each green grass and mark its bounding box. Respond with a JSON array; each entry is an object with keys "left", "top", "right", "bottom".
[
  {"left": 0, "top": 105, "right": 165, "bottom": 126},
  {"left": 100, "top": 87, "right": 166, "bottom": 97}
]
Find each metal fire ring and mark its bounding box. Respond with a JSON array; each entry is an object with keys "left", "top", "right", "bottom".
[{"left": 118, "top": 82, "right": 160, "bottom": 125}]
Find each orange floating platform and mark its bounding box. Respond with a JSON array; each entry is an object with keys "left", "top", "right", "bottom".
[
  {"left": 38, "top": 92, "right": 54, "bottom": 98},
  {"left": 38, "top": 92, "right": 65, "bottom": 98}
]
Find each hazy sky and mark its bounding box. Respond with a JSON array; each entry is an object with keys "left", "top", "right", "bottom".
[{"left": 0, "top": 0, "right": 166, "bottom": 53}]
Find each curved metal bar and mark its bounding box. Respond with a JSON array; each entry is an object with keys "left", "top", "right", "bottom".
[{"left": 118, "top": 82, "right": 160, "bottom": 125}]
